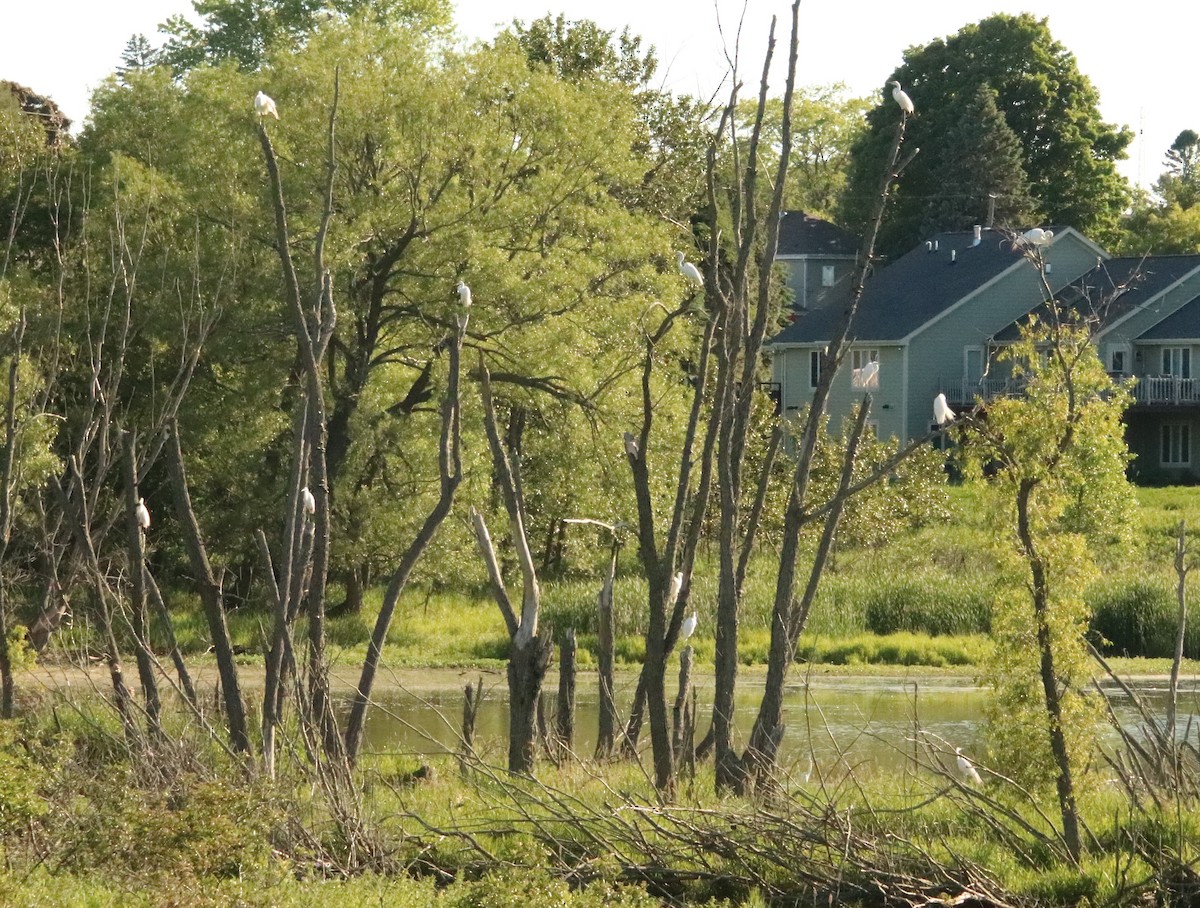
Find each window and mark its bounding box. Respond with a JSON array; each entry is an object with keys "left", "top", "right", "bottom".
[
  {"left": 1162, "top": 423, "right": 1191, "bottom": 466},
  {"left": 964, "top": 347, "right": 984, "bottom": 385},
  {"left": 809, "top": 350, "right": 821, "bottom": 389},
  {"left": 1110, "top": 349, "right": 1125, "bottom": 373},
  {"left": 821, "top": 265, "right": 836, "bottom": 287},
  {"left": 1162, "top": 347, "right": 1192, "bottom": 378},
  {"left": 851, "top": 349, "right": 879, "bottom": 370}
]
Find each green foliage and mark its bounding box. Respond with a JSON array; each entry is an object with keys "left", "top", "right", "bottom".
[
  {"left": 842, "top": 13, "right": 1132, "bottom": 256},
  {"left": 1118, "top": 196, "right": 1200, "bottom": 254},
  {"left": 863, "top": 579, "right": 991, "bottom": 636},
  {"left": 1088, "top": 577, "right": 1200, "bottom": 658},
  {"left": 961, "top": 313, "right": 1132, "bottom": 788}
]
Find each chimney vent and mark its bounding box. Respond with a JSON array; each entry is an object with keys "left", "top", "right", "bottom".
[
  {"left": 950, "top": 250, "right": 957, "bottom": 264},
  {"left": 933, "top": 239, "right": 940, "bottom": 252},
  {"left": 972, "top": 225, "right": 982, "bottom": 246},
  {"left": 926, "top": 241, "right": 933, "bottom": 252},
  {"left": 1045, "top": 262, "right": 1053, "bottom": 274}
]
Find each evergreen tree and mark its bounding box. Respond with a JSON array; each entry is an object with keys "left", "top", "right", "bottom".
[
  {"left": 841, "top": 13, "right": 1131, "bottom": 257},
  {"left": 921, "top": 84, "right": 1038, "bottom": 236},
  {"left": 1157, "top": 129, "right": 1200, "bottom": 210}
]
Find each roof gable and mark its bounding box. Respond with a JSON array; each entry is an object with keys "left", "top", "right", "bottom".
[
  {"left": 771, "top": 227, "right": 1034, "bottom": 345},
  {"left": 1136, "top": 293, "right": 1200, "bottom": 340},
  {"left": 776, "top": 210, "right": 860, "bottom": 257}
]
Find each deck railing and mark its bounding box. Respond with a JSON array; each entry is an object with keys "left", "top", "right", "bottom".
[{"left": 1132, "top": 375, "right": 1200, "bottom": 405}]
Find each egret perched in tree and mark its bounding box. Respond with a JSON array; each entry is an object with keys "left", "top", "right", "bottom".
[
  {"left": 1020, "top": 227, "right": 1054, "bottom": 246},
  {"left": 254, "top": 91, "right": 279, "bottom": 119},
  {"left": 667, "top": 571, "right": 684, "bottom": 607},
  {"left": 680, "top": 611, "right": 698, "bottom": 642},
  {"left": 623, "top": 432, "right": 639, "bottom": 459},
  {"left": 301, "top": 486, "right": 316, "bottom": 515},
  {"left": 852, "top": 359, "right": 880, "bottom": 390},
  {"left": 955, "top": 747, "right": 982, "bottom": 785},
  {"left": 888, "top": 80, "right": 914, "bottom": 116},
  {"left": 933, "top": 392, "right": 955, "bottom": 426},
  {"left": 676, "top": 251, "right": 703, "bottom": 287},
  {"left": 136, "top": 498, "right": 151, "bottom": 531},
  {"left": 456, "top": 280, "right": 472, "bottom": 307}
]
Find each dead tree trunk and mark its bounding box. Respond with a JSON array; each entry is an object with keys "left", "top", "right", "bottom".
[
  {"left": 342, "top": 314, "right": 465, "bottom": 764},
  {"left": 121, "top": 431, "right": 161, "bottom": 740},
  {"left": 556, "top": 629, "right": 576, "bottom": 753},
  {"left": 460, "top": 677, "right": 482, "bottom": 773},
  {"left": 470, "top": 363, "right": 552, "bottom": 775},
  {"left": 596, "top": 540, "right": 619, "bottom": 758},
  {"left": 167, "top": 424, "right": 250, "bottom": 755},
  {"left": 0, "top": 315, "right": 22, "bottom": 718},
  {"left": 672, "top": 645, "right": 694, "bottom": 775}
]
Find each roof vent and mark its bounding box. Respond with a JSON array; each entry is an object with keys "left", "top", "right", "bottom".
[
  {"left": 972, "top": 225, "right": 982, "bottom": 247},
  {"left": 933, "top": 239, "right": 940, "bottom": 252},
  {"left": 1045, "top": 262, "right": 1053, "bottom": 274},
  {"left": 950, "top": 250, "right": 957, "bottom": 264},
  {"left": 926, "top": 241, "right": 933, "bottom": 252}
]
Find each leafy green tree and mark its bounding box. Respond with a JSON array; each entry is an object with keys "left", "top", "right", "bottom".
[
  {"left": 157, "top": 0, "right": 452, "bottom": 71},
  {"left": 962, "top": 305, "right": 1132, "bottom": 863},
  {"left": 1118, "top": 197, "right": 1200, "bottom": 254},
  {"left": 1157, "top": 129, "right": 1200, "bottom": 210},
  {"left": 513, "top": 13, "right": 655, "bottom": 86},
  {"left": 918, "top": 84, "right": 1037, "bottom": 237},
  {"left": 842, "top": 13, "right": 1132, "bottom": 257}
]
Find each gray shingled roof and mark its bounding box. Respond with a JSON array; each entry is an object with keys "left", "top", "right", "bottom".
[
  {"left": 1137, "top": 293, "right": 1200, "bottom": 339},
  {"left": 776, "top": 211, "right": 860, "bottom": 257},
  {"left": 770, "top": 228, "right": 1023, "bottom": 345},
  {"left": 991, "top": 255, "right": 1200, "bottom": 341}
]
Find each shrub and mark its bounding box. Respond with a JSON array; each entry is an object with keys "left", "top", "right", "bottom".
[{"left": 1088, "top": 578, "right": 1200, "bottom": 658}]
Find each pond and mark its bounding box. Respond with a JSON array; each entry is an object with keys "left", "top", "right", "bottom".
[{"left": 350, "top": 667, "right": 1200, "bottom": 778}]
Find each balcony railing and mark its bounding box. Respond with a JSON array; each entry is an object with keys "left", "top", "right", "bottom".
[
  {"left": 1132, "top": 375, "right": 1200, "bottom": 405},
  {"left": 948, "top": 377, "right": 1019, "bottom": 405}
]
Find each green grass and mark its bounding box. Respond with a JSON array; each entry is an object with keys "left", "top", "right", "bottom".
[{"left": 46, "top": 484, "right": 1200, "bottom": 672}]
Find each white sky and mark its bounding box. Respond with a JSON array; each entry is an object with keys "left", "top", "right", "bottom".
[{"left": 1, "top": 0, "right": 1192, "bottom": 190}]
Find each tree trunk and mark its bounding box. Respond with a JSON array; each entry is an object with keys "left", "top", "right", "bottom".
[
  {"left": 167, "top": 425, "right": 250, "bottom": 755},
  {"left": 672, "top": 645, "right": 694, "bottom": 770},
  {"left": 507, "top": 635, "right": 553, "bottom": 774},
  {"left": 460, "top": 676, "right": 482, "bottom": 773},
  {"left": 122, "top": 432, "right": 162, "bottom": 739},
  {"left": 1017, "top": 479, "right": 1082, "bottom": 863},
  {"left": 556, "top": 629, "right": 576, "bottom": 753},
  {"left": 596, "top": 542, "right": 619, "bottom": 758}
]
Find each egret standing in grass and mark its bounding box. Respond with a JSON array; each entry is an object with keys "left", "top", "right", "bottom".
[
  {"left": 676, "top": 251, "right": 703, "bottom": 288},
  {"left": 888, "top": 80, "right": 914, "bottom": 117},
  {"left": 254, "top": 91, "right": 279, "bottom": 119},
  {"left": 934, "top": 392, "right": 955, "bottom": 426},
  {"left": 301, "top": 486, "right": 316, "bottom": 515},
  {"left": 956, "top": 747, "right": 982, "bottom": 785},
  {"left": 136, "top": 497, "right": 151, "bottom": 531}
]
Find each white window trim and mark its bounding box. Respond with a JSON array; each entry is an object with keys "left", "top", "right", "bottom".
[
  {"left": 963, "top": 345, "right": 984, "bottom": 385},
  {"left": 1162, "top": 346, "right": 1192, "bottom": 379},
  {"left": 809, "top": 349, "right": 822, "bottom": 390},
  {"left": 1108, "top": 342, "right": 1131, "bottom": 374},
  {"left": 821, "top": 264, "right": 836, "bottom": 287}
]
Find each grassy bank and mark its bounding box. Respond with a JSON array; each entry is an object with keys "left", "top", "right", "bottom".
[{"left": 46, "top": 484, "right": 1193, "bottom": 673}]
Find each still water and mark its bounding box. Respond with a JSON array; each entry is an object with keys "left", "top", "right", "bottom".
[{"left": 352, "top": 668, "right": 1200, "bottom": 776}]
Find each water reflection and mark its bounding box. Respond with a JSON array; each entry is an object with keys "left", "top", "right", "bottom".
[{"left": 354, "top": 670, "right": 1200, "bottom": 776}]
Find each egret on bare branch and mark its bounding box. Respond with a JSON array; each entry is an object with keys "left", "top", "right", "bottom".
[
  {"left": 933, "top": 393, "right": 956, "bottom": 426},
  {"left": 254, "top": 91, "right": 279, "bottom": 119},
  {"left": 676, "top": 251, "right": 703, "bottom": 287},
  {"left": 888, "top": 80, "right": 914, "bottom": 116}
]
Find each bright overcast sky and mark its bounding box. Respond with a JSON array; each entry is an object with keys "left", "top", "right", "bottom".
[{"left": 1, "top": 0, "right": 1191, "bottom": 190}]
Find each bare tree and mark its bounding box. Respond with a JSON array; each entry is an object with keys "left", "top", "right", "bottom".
[{"left": 471, "top": 362, "right": 554, "bottom": 774}]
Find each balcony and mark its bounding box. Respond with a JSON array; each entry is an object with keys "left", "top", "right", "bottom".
[
  {"left": 1131, "top": 375, "right": 1200, "bottom": 406},
  {"left": 946, "top": 377, "right": 1020, "bottom": 407}
]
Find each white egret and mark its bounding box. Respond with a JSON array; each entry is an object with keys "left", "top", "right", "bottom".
[
  {"left": 888, "top": 80, "right": 914, "bottom": 116},
  {"left": 800, "top": 753, "right": 813, "bottom": 784},
  {"left": 1020, "top": 227, "right": 1054, "bottom": 246},
  {"left": 456, "top": 280, "right": 472, "bottom": 307},
  {"left": 851, "top": 359, "right": 880, "bottom": 390},
  {"left": 623, "top": 432, "right": 639, "bottom": 459},
  {"left": 676, "top": 251, "right": 704, "bottom": 287},
  {"left": 136, "top": 497, "right": 151, "bottom": 530},
  {"left": 933, "top": 392, "right": 955, "bottom": 426},
  {"left": 301, "top": 486, "right": 316, "bottom": 515},
  {"left": 668, "top": 571, "right": 683, "bottom": 607},
  {"left": 254, "top": 91, "right": 279, "bottom": 119},
  {"left": 680, "top": 610, "right": 698, "bottom": 642},
  {"left": 955, "top": 747, "right": 982, "bottom": 785}
]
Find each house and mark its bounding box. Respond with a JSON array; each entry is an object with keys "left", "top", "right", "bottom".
[
  {"left": 768, "top": 222, "right": 1200, "bottom": 481},
  {"left": 776, "top": 211, "right": 861, "bottom": 313}
]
